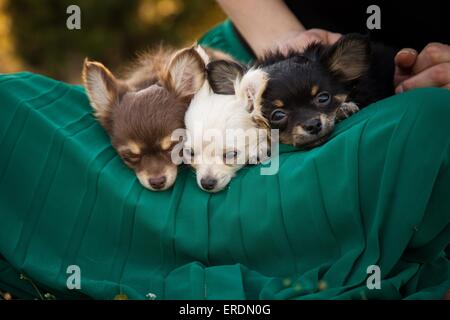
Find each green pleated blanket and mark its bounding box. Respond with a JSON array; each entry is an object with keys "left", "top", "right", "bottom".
[
  {"left": 0, "top": 22, "right": 449, "bottom": 300},
  {"left": 1, "top": 72, "right": 449, "bottom": 300}
]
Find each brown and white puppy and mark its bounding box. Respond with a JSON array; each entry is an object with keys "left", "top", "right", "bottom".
[{"left": 82, "top": 46, "right": 205, "bottom": 191}]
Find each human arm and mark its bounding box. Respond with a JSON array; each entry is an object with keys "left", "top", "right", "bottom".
[{"left": 217, "top": 0, "right": 341, "bottom": 57}]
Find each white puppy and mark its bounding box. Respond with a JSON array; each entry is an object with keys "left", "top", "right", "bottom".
[{"left": 183, "top": 50, "right": 270, "bottom": 193}]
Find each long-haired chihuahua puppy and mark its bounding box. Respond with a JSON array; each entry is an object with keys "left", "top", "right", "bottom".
[
  {"left": 82, "top": 46, "right": 205, "bottom": 191},
  {"left": 250, "top": 33, "right": 396, "bottom": 148},
  {"left": 183, "top": 51, "right": 270, "bottom": 193},
  {"left": 210, "top": 34, "right": 395, "bottom": 148}
]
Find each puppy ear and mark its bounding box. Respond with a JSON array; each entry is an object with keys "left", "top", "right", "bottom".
[
  {"left": 236, "top": 69, "right": 268, "bottom": 113},
  {"left": 163, "top": 47, "right": 206, "bottom": 101},
  {"left": 194, "top": 45, "right": 211, "bottom": 64},
  {"left": 321, "top": 34, "right": 371, "bottom": 81},
  {"left": 207, "top": 60, "right": 246, "bottom": 95},
  {"left": 82, "top": 59, "right": 124, "bottom": 130}
]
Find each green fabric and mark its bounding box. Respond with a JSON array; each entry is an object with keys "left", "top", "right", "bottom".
[
  {"left": 0, "top": 22, "right": 449, "bottom": 299},
  {"left": 0, "top": 71, "right": 449, "bottom": 300},
  {"left": 198, "top": 20, "right": 254, "bottom": 64}
]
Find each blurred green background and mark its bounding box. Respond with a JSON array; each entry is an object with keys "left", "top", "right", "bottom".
[{"left": 0, "top": 0, "right": 225, "bottom": 83}]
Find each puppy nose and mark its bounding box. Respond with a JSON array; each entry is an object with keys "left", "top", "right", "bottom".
[
  {"left": 200, "top": 177, "right": 217, "bottom": 190},
  {"left": 149, "top": 176, "right": 166, "bottom": 189},
  {"left": 304, "top": 118, "right": 322, "bottom": 135}
]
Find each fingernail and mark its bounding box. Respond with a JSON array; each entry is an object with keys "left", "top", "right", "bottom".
[
  {"left": 396, "top": 49, "right": 417, "bottom": 57},
  {"left": 396, "top": 85, "right": 404, "bottom": 94}
]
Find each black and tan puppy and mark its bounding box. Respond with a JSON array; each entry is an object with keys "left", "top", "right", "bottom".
[{"left": 208, "top": 34, "right": 396, "bottom": 148}]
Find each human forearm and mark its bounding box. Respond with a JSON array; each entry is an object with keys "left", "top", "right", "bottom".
[{"left": 217, "top": 0, "right": 305, "bottom": 57}]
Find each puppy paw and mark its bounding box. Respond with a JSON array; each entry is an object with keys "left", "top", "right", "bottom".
[{"left": 336, "top": 102, "right": 359, "bottom": 121}]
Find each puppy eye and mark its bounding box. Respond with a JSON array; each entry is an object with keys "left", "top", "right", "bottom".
[
  {"left": 183, "top": 148, "right": 194, "bottom": 158},
  {"left": 270, "top": 110, "right": 287, "bottom": 123},
  {"left": 121, "top": 152, "right": 141, "bottom": 165},
  {"left": 315, "top": 91, "right": 331, "bottom": 106},
  {"left": 223, "top": 150, "right": 239, "bottom": 163}
]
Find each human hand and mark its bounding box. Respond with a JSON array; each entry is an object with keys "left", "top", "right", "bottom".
[
  {"left": 394, "top": 42, "right": 450, "bottom": 93},
  {"left": 276, "top": 28, "right": 342, "bottom": 55}
]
